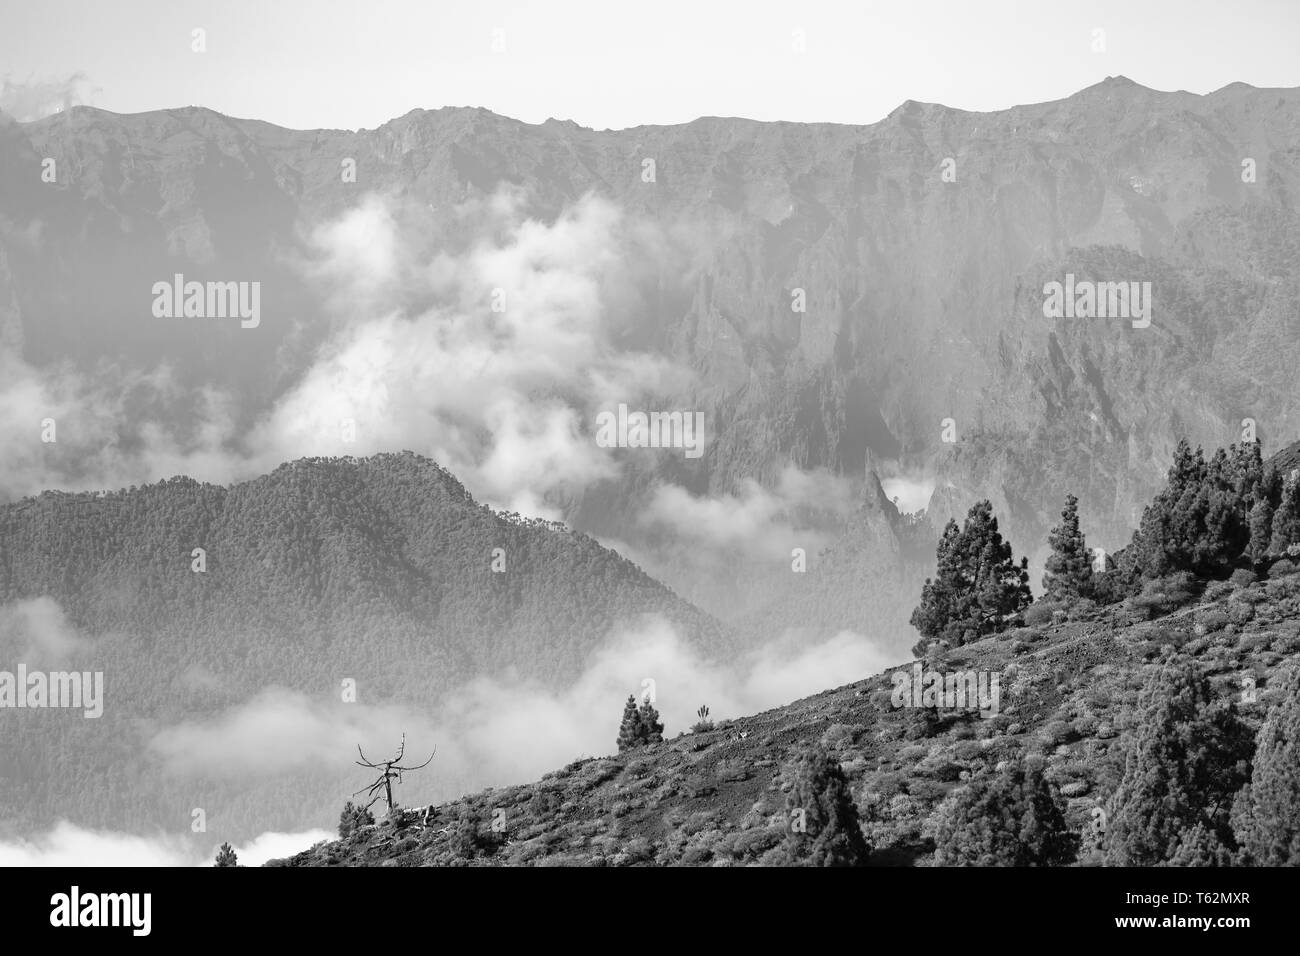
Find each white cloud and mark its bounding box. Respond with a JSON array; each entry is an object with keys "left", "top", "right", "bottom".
[
  {"left": 0, "top": 596, "right": 87, "bottom": 664},
  {"left": 224, "top": 829, "right": 333, "bottom": 867},
  {"left": 0, "top": 73, "right": 98, "bottom": 121},
  {"left": 0, "top": 821, "right": 328, "bottom": 867},
  {"left": 147, "top": 616, "right": 899, "bottom": 791},
  {"left": 0, "top": 189, "right": 695, "bottom": 520},
  {"left": 248, "top": 189, "right": 689, "bottom": 513},
  {"left": 879, "top": 475, "right": 936, "bottom": 514},
  {"left": 641, "top": 465, "right": 858, "bottom": 559}
]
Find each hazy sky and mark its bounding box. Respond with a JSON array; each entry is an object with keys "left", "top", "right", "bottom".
[{"left": 1, "top": 0, "right": 1298, "bottom": 129}]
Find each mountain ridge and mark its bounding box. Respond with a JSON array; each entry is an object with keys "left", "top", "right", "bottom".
[
  {"left": 0, "top": 451, "right": 733, "bottom": 839},
  {"left": 5, "top": 72, "right": 1300, "bottom": 659},
  {"left": 14, "top": 75, "right": 1299, "bottom": 135}
]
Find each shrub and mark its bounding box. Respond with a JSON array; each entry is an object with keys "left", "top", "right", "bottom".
[
  {"left": 1023, "top": 603, "right": 1057, "bottom": 627},
  {"left": 907, "top": 779, "right": 951, "bottom": 803},
  {"left": 1073, "top": 714, "right": 1100, "bottom": 738},
  {"left": 1039, "top": 719, "right": 1078, "bottom": 747},
  {"left": 778, "top": 746, "right": 870, "bottom": 866},
  {"left": 932, "top": 760, "right": 1077, "bottom": 866},
  {"left": 1166, "top": 823, "right": 1236, "bottom": 866},
  {"left": 1090, "top": 570, "right": 1129, "bottom": 606},
  {"left": 1227, "top": 601, "right": 1255, "bottom": 626},
  {"left": 1204, "top": 580, "right": 1234, "bottom": 602},
  {"left": 1230, "top": 568, "right": 1259, "bottom": 588},
  {"left": 1103, "top": 662, "right": 1253, "bottom": 865},
  {"left": 1152, "top": 625, "right": 1193, "bottom": 650},
  {"left": 731, "top": 826, "right": 782, "bottom": 860},
  {"left": 820, "top": 723, "right": 858, "bottom": 748},
  {"left": 1132, "top": 572, "right": 1199, "bottom": 617},
  {"left": 1232, "top": 665, "right": 1300, "bottom": 864},
  {"left": 1194, "top": 609, "right": 1230, "bottom": 635},
  {"left": 1237, "top": 632, "right": 1272, "bottom": 655},
  {"left": 338, "top": 800, "right": 375, "bottom": 838},
  {"left": 690, "top": 704, "right": 714, "bottom": 734}
]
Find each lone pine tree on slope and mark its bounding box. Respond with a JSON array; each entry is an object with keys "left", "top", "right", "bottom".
[
  {"left": 910, "top": 500, "right": 1031, "bottom": 653},
  {"left": 616, "top": 693, "right": 665, "bottom": 751},
  {"left": 1042, "top": 494, "right": 1093, "bottom": 602},
  {"left": 780, "top": 746, "right": 869, "bottom": 866}
]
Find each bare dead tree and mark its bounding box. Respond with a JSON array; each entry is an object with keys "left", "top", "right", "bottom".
[{"left": 353, "top": 733, "right": 435, "bottom": 814}]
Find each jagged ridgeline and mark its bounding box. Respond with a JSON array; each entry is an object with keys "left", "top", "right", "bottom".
[{"left": 0, "top": 452, "right": 732, "bottom": 838}]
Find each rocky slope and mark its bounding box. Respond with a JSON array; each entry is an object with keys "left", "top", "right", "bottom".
[{"left": 273, "top": 563, "right": 1300, "bottom": 866}]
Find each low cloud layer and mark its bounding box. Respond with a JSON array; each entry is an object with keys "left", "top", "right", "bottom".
[
  {"left": 0, "top": 596, "right": 88, "bottom": 664},
  {"left": 0, "top": 73, "right": 97, "bottom": 122},
  {"left": 642, "top": 466, "right": 858, "bottom": 560},
  {"left": 0, "top": 821, "right": 329, "bottom": 867},
  {"left": 149, "top": 616, "right": 899, "bottom": 794},
  {"left": 0, "top": 189, "right": 697, "bottom": 519},
  {"left": 879, "top": 474, "right": 936, "bottom": 515}
]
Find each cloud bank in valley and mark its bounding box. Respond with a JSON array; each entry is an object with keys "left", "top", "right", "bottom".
[
  {"left": 0, "top": 821, "right": 330, "bottom": 867},
  {"left": 148, "top": 616, "right": 898, "bottom": 795},
  {"left": 0, "top": 190, "right": 693, "bottom": 517},
  {"left": 642, "top": 465, "right": 859, "bottom": 560}
]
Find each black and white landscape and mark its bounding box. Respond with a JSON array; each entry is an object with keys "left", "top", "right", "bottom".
[{"left": 1, "top": 1, "right": 1299, "bottom": 870}]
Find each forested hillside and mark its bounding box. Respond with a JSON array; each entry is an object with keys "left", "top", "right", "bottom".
[{"left": 0, "top": 452, "right": 731, "bottom": 839}]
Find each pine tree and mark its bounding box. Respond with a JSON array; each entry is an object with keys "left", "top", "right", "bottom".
[
  {"left": 1103, "top": 662, "right": 1253, "bottom": 865},
  {"left": 214, "top": 842, "right": 238, "bottom": 867},
  {"left": 1248, "top": 496, "right": 1276, "bottom": 565},
  {"left": 616, "top": 695, "right": 642, "bottom": 752},
  {"left": 910, "top": 501, "right": 1030, "bottom": 653},
  {"left": 932, "top": 758, "right": 1076, "bottom": 866},
  {"left": 1128, "top": 440, "right": 1269, "bottom": 579},
  {"left": 1043, "top": 494, "right": 1092, "bottom": 602},
  {"left": 1230, "top": 440, "right": 1266, "bottom": 504},
  {"left": 1134, "top": 440, "right": 1205, "bottom": 578},
  {"left": 1196, "top": 446, "right": 1252, "bottom": 574},
  {"left": 781, "top": 746, "right": 869, "bottom": 866},
  {"left": 910, "top": 521, "right": 965, "bottom": 652},
  {"left": 637, "top": 698, "right": 664, "bottom": 744},
  {"left": 1165, "top": 823, "right": 1235, "bottom": 867},
  {"left": 1233, "top": 664, "right": 1300, "bottom": 864},
  {"left": 1269, "top": 477, "right": 1300, "bottom": 556}
]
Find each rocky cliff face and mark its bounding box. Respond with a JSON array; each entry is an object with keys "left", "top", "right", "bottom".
[{"left": 4, "top": 77, "right": 1299, "bottom": 646}]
